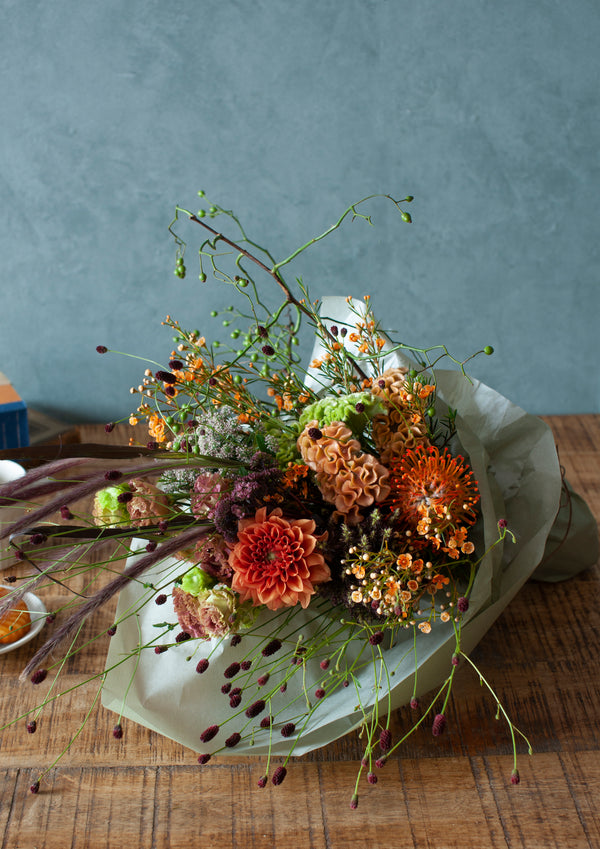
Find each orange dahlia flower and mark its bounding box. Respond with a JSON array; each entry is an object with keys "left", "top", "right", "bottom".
[{"left": 229, "top": 507, "right": 330, "bottom": 610}]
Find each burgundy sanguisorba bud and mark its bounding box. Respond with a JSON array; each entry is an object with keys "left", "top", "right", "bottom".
[
  {"left": 104, "top": 470, "right": 122, "bottom": 481},
  {"left": 271, "top": 766, "right": 287, "bottom": 786},
  {"left": 280, "top": 723, "right": 296, "bottom": 738},
  {"left": 107, "top": 625, "right": 117, "bottom": 636},
  {"left": 155, "top": 370, "right": 177, "bottom": 384},
  {"left": 200, "top": 725, "right": 219, "bottom": 743},
  {"left": 432, "top": 713, "right": 447, "bottom": 736},
  {"left": 262, "top": 639, "right": 282, "bottom": 657},
  {"left": 375, "top": 757, "right": 387, "bottom": 769},
  {"left": 113, "top": 724, "right": 123, "bottom": 739},
  {"left": 349, "top": 794, "right": 358, "bottom": 810},
  {"left": 260, "top": 716, "right": 273, "bottom": 728},
  {"left": 225, "top": 732, "right": 241, "bottom": 748},
  {"left": 229, "top": 694, "right": 242, "bottom": 708},
  {"left": 257, "top": 775, "right": 268, "bottom": 788},
  {"left": 196, "top": 659, "right": 209, "bottom": 674},
  {"left": 30, "top": 781, "right": 40, "bottom": 794},
  {"left": 27, "top": 720, "right": 37, "bottom": 734},
  {"left": 379, "top": 728, "right": 392, "bottom": 752},
  {"left": 104, "top": 422, "right": 115, "bottom": 433},
  {"left": 457, "top": 596, "right": 469, "bottom": 613},
  {"left": 240, "top": 660, "right": 252, "bottom": 671},
  {"left": 96, "top": 345, "right": 108, "bottom": 354},
  {"left": 511, "top": 769, "right": 520, "bottom": 785},
  {"left": 175, "top": 631, "right": 191, "bottom": 643},
  {"left": 369, "top": 631, "right": 384, "bottom": 646},
  {"left": 224, "top": 662, "right": 241, "bottom": 679},
  {"left": 245, "top": 699, "right": 266, "bottom": 718},
  {"left": 367, "top": 772, "right": 378, "bottom": 785},
  {"left": 155, "top": 594, "right": 167, "bottom": 605},
  {"left": 60, "top": 505, "right": 73, "bottom": 519},
  {"left": 307, "top": 427, "right": 323, "bottom": 440},
  {"left": 410, "top": 697, "right": 419, "bottom": 710},
  {"left": 197, "top": 754, "right": 211, "bottom": 765},
  {"left": 230, "top": 634, "right": 242, "bottom": 647},
  {"left": 31, "top": 669, "right": 48, "bottom": 685}
]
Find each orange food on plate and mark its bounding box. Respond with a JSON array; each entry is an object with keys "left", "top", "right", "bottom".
[{"left": 0, "top": 587, "right": 31, "bottom": 644}]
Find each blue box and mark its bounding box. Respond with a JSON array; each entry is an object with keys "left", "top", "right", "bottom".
[{"left": 0, "top": 372, "right": 29, "bottom": 450}]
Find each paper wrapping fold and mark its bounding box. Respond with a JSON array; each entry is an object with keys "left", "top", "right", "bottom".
[{"left": 102, "top": 297, "right": 597, "bottom": 755}]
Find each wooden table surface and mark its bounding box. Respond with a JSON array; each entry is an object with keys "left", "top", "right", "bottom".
[{"left": 1, "top": 415, "right": 599, "bottom": 849}]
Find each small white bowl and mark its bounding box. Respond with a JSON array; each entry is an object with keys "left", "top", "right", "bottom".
[
  {"left": 0, "top": 588, "right": 47, "bottom": 655},
  {"left": 0, "top": 460, "right": 26, "bottom": 485}
]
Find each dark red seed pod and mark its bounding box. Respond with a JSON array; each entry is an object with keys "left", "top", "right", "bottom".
[
  {"left": 229, "top": 694, "right": 242, "bottom": 708},
  {"left": 511, "top": 769, "right": 520, "bottom": 785},
  {"left": 432, "top": 713, "right": 446, "bottom": 737},
  {"left": 200, "top": 725, "right": 219, "bottom": 743},
  {"left": 262, "top": 639, "right": 282, "bottom": 657},
  {"left": 107, "top": 625, "right": 117, "bottom": 636},
  {"left": 169, "top": 360, "right": 183, "bottom": 370},
  {"left": 31, "top": 669, "right": 48, "bottom": 685},
  {"left": 245, "top": 700, "right": 266, "bottom": 718},
  {"left": 452, "top": 654, "right": 460, "bottom": 666},
  {"left": 224, "top": 662, "right": 241, "bottom": 679},
  {"left": 104, "top": 470, "right": 122, "bottom": 481},
  {"left": 230, "top": 634, "right": 242, "bottom": 647},
  {"left": 5, "top": 575, "right": 16, "bottom": 582},
  {"left": 240, "top": 660, "right": 252, "bottom": 671},
  {"left": 146, "top": 541, "right": 157, "bottom": 553},
  {"left": 369, "top": 631, "right": 384, "bottom": 646},
  {"left": 26, "top": 720, "right": 37, "bottom": 734},
  {"left": 280, "top": 723, "right": 296, "bottom": 738},
  {"left": 176, "top": 631, "right": 191, "bottom": 643},
  {"left": 221, "top": 683, "right": 231, "bottom": 694},
  {"left": 230, "top": 687, "right": 242, "bottom": 697},
  {"left": 320, "top": 659, "right": 330, "bottom": 670},
  {"left": 350, "top": 794, "right": 358, "bottom": 809},
  {"left": 271, "top": 766, "right": 287, "bottom": 786},
  {"left": 60, "top": 506, "right": 73, "bottom": 519},
  {"left": 155, "top": 594, "right": 167, "bottom": 605},
  {"left": 410, "top": 697, "right": 419, "bottom": 710},
  {"left": 260, "top": 716, "right": 272, "bottom": 728},
  {"left": 104, "top": 422, "right": 115, "bottom": 433},
  {"left": 280, "top": 682, "right": 287, "bottom": 693},
  {"left": 117, "top": 491, "right": 133, "bottom": 504},
  {"left": 46, "top": 613, "right": 56, "bottom": 623},
  {"left": 96, "top": 345, "right": 108, "bottom": 354},
  {"left": 367, "top": 772, "right": 378, "bottom": 785},
  {"left": 154, "top": 645, "right": 168, "bottom": 654},
  {"left": 457, "top": 597, "right": 469, "bottom": 613},
  {"left": 196, "top": 659, "right": 209, "bottom": 674},
  {"left": 257, "top": 775, "right": 268, "bottom": 788},
  {"left": 315, "top": 688, "right": 326, "bottom": 699},
  {"left": 375, "top": 757, "right": 387, "bottom": 769},
  {"left": 225, "top": 732, "right": 241, "bottom": 748},
  {"left": 155, "top": 370, "right": 177, "bottom": 384},
  {"left": 257, "top": 674, "right": 270, "bottom": 687},
  {"left": 379, "top": 728, "right": 392, "bottom": 752},
  {"left": 30, "top": 781, "right": 40, "bottom": 794},
  {"left": 113, "top": 724, "right": 123, "bottom": 739},
  {"left": 197, "top": 754, "right": 211, "bottom": 765}
]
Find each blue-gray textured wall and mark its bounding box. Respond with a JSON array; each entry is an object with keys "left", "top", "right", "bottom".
[{"left": 1, "top": 0, "right": 599, "bottom": 423}]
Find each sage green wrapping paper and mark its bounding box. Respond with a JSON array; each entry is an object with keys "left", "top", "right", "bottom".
[{"left": 102, "top": 298, "right": 597, "bottom": 755}]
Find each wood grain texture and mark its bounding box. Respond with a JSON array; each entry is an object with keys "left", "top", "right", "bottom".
[{"left": 1, "top": 415, "right": 599, "bottom": 848}]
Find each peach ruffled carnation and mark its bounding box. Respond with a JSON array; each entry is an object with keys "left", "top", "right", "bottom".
[
  {"left": 297, "top": 421, "right": 390, "bottom": 520},
  {"left": 229, "top": 507, "right": 330, "bottom": 610}
]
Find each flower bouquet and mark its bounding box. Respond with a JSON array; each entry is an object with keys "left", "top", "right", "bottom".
[{"left": 0, "top": 193, "right": 597, "bottom": 804}]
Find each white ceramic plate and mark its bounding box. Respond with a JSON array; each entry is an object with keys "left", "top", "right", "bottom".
[{"left": 0, "top": 588, "right": 47, "bottom": 655}]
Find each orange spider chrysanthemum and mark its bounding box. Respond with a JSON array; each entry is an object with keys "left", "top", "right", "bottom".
[{"left": 389, "top": 445, "right": 480, "bottom": 534}]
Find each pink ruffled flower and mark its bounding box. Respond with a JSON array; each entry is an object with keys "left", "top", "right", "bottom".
[{"left": 126, "top": 479, "right": 171, "bottom": 527}]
